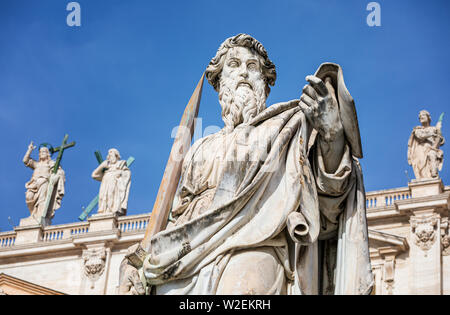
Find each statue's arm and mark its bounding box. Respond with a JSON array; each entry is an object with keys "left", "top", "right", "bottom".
[
  {"left": 407, "top": 131, "right": 415, "bottom": 165},
  {"left": 23, "top": 141, "right": 36, "bottom": 169},
  {"left": 300, "top": 72, "right": 356, "bottom": 240},
  {"left": 300, "top": 76, "right": 345, "bottom": 173},
  {"left": 316, "top": 130, "right": 346, "bottom": 174},
  {"left": 414, "top": 127, "right": 436, "bottom": 141},
  {"left": 92, "top": 160, "right": 108, "bottom": 181}
]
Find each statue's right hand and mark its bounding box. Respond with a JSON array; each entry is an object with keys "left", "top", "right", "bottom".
[
  {"left": 118, "top": 259, "right": 146, "bottom": 295},
  {"left": 100, "top": 160, "right": 109, "bottom": 170},
  {"left": 28, "top": 141, "right": 36, "bottom": 152}
]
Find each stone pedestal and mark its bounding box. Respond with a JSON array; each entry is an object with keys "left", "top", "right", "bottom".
[
  {"left": 14, "top": 225, "right": 43, "bottom": 245},
  {"left": 73, "top": 213, "right": 119, "bottom": 294},
  {"left": 87, "top": 213, "right": 118, "bottom": 233},
  {"left": 19, "top": 215, "right": 41, "bottom": 227},
  {"left": 395, "top": 178, "right": 450, "bottom": 295},
  {"left": 409, "top": 178, "right": 444, "bottom": 198},
  {"left": 409, "top": 211, "right": 441, "bottom": 294}
]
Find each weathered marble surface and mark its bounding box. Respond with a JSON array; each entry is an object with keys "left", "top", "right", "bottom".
[
  {"left": 22, "top": 142, "right": 65, "bottom": 226},
  {"left": 121, "top": 34, "right": 373, "bottom": 295},
  {"left": 92, "top": 148, "right": 131, "bottom": 216},
  {"left": 408, "top": 110, "right": 445, "bottom": 180}
]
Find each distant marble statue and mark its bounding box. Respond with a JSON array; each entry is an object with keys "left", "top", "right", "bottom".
[
  {"left": 408, "top": 110, "right": 445, "bottom": 180},
  {"left": 92, "top": 148, "right": 131, "bottom": 216},
  {"left": 122, "top": 34, "right": 373, "bottom": 295},
  {"left": 23, "top": 141, "right": 65, "bottom": 225}
]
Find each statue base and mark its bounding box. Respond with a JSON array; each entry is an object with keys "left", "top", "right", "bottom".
[
  {"left": 14, "top": 224, "right": 44, "bottom": 245},
  {"left": 19, "top": 214, "right": 50, "bottom": 227},
  {"left": 409, "top": 178, "right": 444, "bottom": 198},
  {"left": 87, "top": 213, "right": 119, "bottom": 233}
]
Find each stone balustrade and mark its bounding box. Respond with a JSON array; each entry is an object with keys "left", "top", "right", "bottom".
[
  {"left": 0, "top": 212, "right": 151, "bottom": 295},
  {"left": 366, "top": 184, "right": 450, "bottom": 210},
  {"left": 366, "top": 187, "right": 412, "bottom": 209},
  {"left": 1, "top": 212, "right": 151, "bottom": 248},
  {"left": 0, "top": 232, "right": 16, "bottom": 248},
  {"left": 118, "top": 215, "right": 150, "bottom": 233}
]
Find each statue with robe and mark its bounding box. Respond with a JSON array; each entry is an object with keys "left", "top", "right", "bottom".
[
  {"left": 92, "top": 148, "right": 131, "bottom": 216},
  {"left": 121, "top": 34, "right": 373, "bottom": 295},
  {"left": 23, "top": 141, "right": 65, "bottom": 225},
  {"left": 408, "top": 110, "right": 445, "bottom": 180}
]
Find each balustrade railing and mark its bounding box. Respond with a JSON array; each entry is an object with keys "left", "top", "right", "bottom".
[
  {"left": 0, "top": 232, "right": 16, "bottom": 248},
  {"left": 118, "top": 214, "right": 150, "bottom": 233},
  {"left": 42, "top": 229, "right": 65, "bottom": 242},
  {"left": 366, "top": 187, "right": 411, "bottom": 209}
]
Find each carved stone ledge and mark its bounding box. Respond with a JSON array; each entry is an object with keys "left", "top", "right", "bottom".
[{"left": 395, "top": 192, "right": 450, "bottom": 213}]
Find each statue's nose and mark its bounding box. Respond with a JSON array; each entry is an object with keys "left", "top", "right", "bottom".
[{"left": 239, "top": 66, "right": 249, "bottom": 78}]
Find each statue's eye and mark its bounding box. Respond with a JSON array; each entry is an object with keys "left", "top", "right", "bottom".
[
  {"left": 247, "top": 62, "right": 257, "bottom": 70},
  {"left": 228, "top": 60, "right": 239, "bottom": 67}
]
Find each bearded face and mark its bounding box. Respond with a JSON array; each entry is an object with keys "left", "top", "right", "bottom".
[
  {"left": 218, "top": 46, "right": 267, "bottom": 131},
  {"left": 107, "top": 149, "right": 120, "bottom": 164}
]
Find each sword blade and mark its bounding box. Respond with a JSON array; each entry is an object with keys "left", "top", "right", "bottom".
[{"left": 141, "top": 73, "right": 205, "bottom": 251}]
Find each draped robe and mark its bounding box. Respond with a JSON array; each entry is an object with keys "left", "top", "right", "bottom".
[
  {"left": 407, "top": 126, "right": 444, "bottom": 179},
  {"left": 143, "top": 67, "right": 373, "bottom": 295},
  {"left": 93, "top": 160, "right": 131, "bottom": 216}
]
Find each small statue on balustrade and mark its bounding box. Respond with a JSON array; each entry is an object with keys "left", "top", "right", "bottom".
[
  {"left": 408, "top": 110, "right": 445, "bottom": 180},
  {"left": 92, "top": 148, "right": 131, "bottom": 216}
]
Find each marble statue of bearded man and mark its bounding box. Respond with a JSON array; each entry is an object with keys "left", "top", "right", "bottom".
[
  {"left": 130, "top": 34, "right": 373, "bottom": 295},
  {"left": 92, "top": 148, "right": 131, "bottom": 216}
]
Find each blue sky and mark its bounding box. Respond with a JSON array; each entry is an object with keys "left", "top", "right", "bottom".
[{"left": 0, "top": 0, "right": 449, "bottom": 231}]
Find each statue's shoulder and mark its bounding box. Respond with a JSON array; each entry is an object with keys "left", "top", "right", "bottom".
[
  {"left": 184, "top": 131, "right": 222, "bottom": 164},
  {"left": 412, "top": 126, "right": 423, "bottom": 134},
  {"left": 114, "top": 160, "right": 128, "bottom": 170},
  {"left": 193, "top": 131, "right": 222, "bottom": 150}
]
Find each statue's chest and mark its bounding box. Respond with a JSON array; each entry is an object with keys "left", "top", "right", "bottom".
[
  {"left": 33, "top": 162, "right": 52, "bottom": 178},
  {"left": 186, "top": 126, "right": 272, "bottom": 194},
  {"left": 416, "top": 127, "right": 436, "bottom": 141}
]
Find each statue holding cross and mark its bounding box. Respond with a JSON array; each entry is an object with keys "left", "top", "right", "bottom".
[
  {"left": 90, "top": 148, "right": 132, "bottom": 217},
  {"left": 21, "top": 134, "right": 75, "bottom": 226}
]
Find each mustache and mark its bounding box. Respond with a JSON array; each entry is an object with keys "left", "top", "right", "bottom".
[{"left": 236, "top": 80, "right": 253, "bottom": 90}]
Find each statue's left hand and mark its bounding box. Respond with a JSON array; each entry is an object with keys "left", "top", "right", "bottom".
[
  {"left": 299, "top": 75, "right": 343, "bottom": 143},
  {"left": 118, "top": 259, "right": 146, "bottom": 295},
  {"left": 50, "top": 173, "right": 60, "bottom": 182}
]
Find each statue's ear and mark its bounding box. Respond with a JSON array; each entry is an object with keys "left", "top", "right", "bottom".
[{"left": 314, "top": 63, "right": 363, "bottom": 159}]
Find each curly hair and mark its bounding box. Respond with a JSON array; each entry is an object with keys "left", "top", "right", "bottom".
[{"left": 205, "top": 34, "right": 277, "bottom": 96}]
